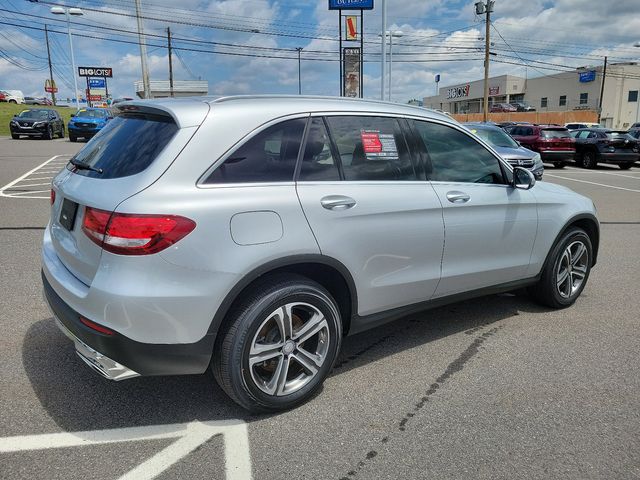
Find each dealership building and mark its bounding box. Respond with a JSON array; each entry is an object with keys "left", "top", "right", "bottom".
[{"left": 423, "top": 62, "right": 640, "bottom": 129}]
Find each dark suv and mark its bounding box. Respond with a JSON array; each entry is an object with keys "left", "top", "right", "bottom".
[
  {"left": 9, "top": 108, "right": 65, "bottom": 140},
  {"left": 570, "top": 129, "right": 638, "bottom": 169},
  {"left": 509, "top": 125, "right": 575, "bottom": 168}
]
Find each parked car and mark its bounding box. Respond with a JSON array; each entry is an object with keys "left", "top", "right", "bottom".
[
  {"left": 0, "top": 89, "right": 25, "bottom": 104},
  {"left": 490, "top": 103, "right": 517, "bottom": 113},
  {"left": 629, "top": 122, "right": 640, "bottom": 129},
  {"left": 0, "top": 91, "right": 6, "bottom": 102},
  {"left": 9, "top": 108, "right": 64, "bottom": 139},
  {"left": 43, "top": 96, "right": 599, "bottom": 412},
  {"left": 509, "top": 124, "right": 575, "bottom": 168},
  {"left": 464, "top": 123, "right": 544, "bottom": 179},
  {"left": 111, "top": 97, "right": 134, "bottom": 105},
  {"left": 570, "top": 128, "right": 639, "bottom": 169},
  {"left": 627, "top": 128, "right": 640, "bottom": 139},
  {"left": 510, "top": 102, "right": 536, "bottom": 112},
  {"left": 67, "top": 108, "right": 113, "bottom": 142},
  {"left": 565, "top": 122, "right": 602, "bottom": 130},
  {"left": 24, "top": 96, "right": 53, "bottom": 105}
]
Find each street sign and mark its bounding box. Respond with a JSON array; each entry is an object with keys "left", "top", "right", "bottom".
[
  {"left": 345, "top": 16, "right": 357, "bottom": 40},
  {"left": 329, "top": 0, "right": 373, "bottom": 10},
  {"left": 78, "top": 66, "right": 113, "bottom": 77},
  {"left": 44, "top": 79, "right": 58, "bottom": 93},
  {"left": 343, "top": 47, "right": 361, "bottom": 98},
  {"left": 579, "top": 70, "right": 596, "bottom": 83}
]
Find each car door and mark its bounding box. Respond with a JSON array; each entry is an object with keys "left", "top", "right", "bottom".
[
  {"left": 295, "top": 115, "right": 445, "bottom": 317},
  {"left": 409, "top": 119, "right": 538, "bottom": 298}
]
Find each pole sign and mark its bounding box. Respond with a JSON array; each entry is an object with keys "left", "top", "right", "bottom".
[
  {"left": 44, "top": 79, "right": 58, "bottom": 93},
  {"left": 78, "top": 67, "right": 113, "bottom": 78},
  {"left": 345, "top": 16, "right": 358, "bottom": 40},
  {"left": 343, "top": 47, "right": 361, "bottom": 98},
  {"left": 579, "top": 70, "right": 596, "bottom": 83},
  {"left": 435, "top": 74, "right": 440, "bottom": 83},
  {"left": 89, "top": 78, "right": 106, "bottom": 89},
  {"left": 329, "top": 0, "right": 373, "bottom": 10}
]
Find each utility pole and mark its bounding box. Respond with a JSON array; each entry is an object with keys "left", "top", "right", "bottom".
[
  {"left": 134, "top": 0, "right": 151, "bottom": 98},
  {"left": 167, "top": 27, "right": 174, "bottom": 97},
  {"left": 44, "top": 25, "right": 56, "bottom": 106},
  {"left": 598, "top": 55, "right": 607, "bottom": 124},
  {"left": 476, "top": 0, "right": 494, "bottom": 122},
  {"left": 296, "top": 47, "right": 303, "bottom": 95},
  {"left": 380, "top": 0, "right": 387, "bottom": 101}
]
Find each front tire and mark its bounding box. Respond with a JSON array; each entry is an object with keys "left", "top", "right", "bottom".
[
  {"left": 59, "top": 126, "right": 65, "bottom": 139},
  {"left": 11, "top": 133, "right": 19, "bottom": 139},
  {"left": 529, "top": 227, "right": 592, "bottom": 308},
  {"left": 69, "top": 134, "right": 77, "bottom": 142},
  {"left": 45, "top": 125, "right": 53, "bottom": 140},
  {"left": 555, "top": 162, "right": 566, "bottom": 169},
  {"left": 582, "top": 151, "right": 597, "bottom": 169},
  {"left": 213, "top": 274, "right": 342, "bottom": 412},
  {"left": 619, "top": 163, "right": 633, "bottom": 170}
]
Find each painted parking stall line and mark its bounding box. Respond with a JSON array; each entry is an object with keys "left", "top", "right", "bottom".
[
  {"left": 0, "top": 420, "right": 253, "bottom": 480},
  {"left": 545, "top": 173, "right": 640, "bottom": 193},
  {"left": 0, "top": 154, "right": 70, "bottom": 199}
]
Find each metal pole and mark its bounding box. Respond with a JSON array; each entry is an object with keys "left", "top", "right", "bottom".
[
  {"left": 44, "top": 25, "right": 56, "bottom": 106},
  {"left": 86, "top": 76, "right": 91, "bottom": 108},
  {"left": 483, "top": 1, "right": 491, "bottom": 122},
  {"left": 381, "top": 0, "right": 387, "bottom": 100},
  {"left": 296, "top": 47, "right": 302, "bottom": 95},
  {"left": 388, "top": 33, "right": 393, "bottom": 101},
  {"left": 65, "top": 11, "right": 80, "bottom": 110},
  {"left": 339, "top": 9, "right": 343, "bottom": 96},
  {"left": 134, "top": 0, "right": 151, "bottom": 98},
  {"left": 168, "top": 27, "right": 174, "bottom": 97},
  {"left": 360, "top": 9, "right": 364, "bottom": 98},
  {"left": 598, "top": 55, "right": 607, "bottom": 124}
]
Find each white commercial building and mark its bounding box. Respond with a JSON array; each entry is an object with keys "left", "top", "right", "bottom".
[
  {"left": 423, "top": 63, "right": 640, "bottom": 129},
  {"left": 134, "top": 80, "right": 209, "bottom": 99}
]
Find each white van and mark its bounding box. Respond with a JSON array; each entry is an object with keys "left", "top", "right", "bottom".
[{"left": 1, "top": 90, "right": 25, "bottom": 104}]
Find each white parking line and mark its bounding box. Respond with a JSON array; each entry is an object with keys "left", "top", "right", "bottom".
[
  {"left": 0, "top": 420, "right": 252, "bottom": 480},
  {"left": 0, "top": 155, "right": 68, "bottom": 199},
  {"left": 545, "top": 173, "right": 640, "bottom": 193},
  {"left": 551, "top": 169, "right": 640, "bottom": 179}
]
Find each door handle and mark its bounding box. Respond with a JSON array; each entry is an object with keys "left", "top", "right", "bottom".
[
  {"left": 321, "top": 195, "right": 356, "bottom": 211},
  {"left": 446, "top": 191, "right": 470, "bottom": 203}
]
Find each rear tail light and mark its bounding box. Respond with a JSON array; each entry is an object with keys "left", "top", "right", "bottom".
[
  {"left": 50, "top": 189, "right": 56, "bottom": 205},
  {"left": 82, "top": 207, "right": 196, "bottom": 255}
]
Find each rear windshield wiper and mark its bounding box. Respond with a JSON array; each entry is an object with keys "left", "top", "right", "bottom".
[{"left": 69, "top": 158, "right": 103, "bottom": 174}]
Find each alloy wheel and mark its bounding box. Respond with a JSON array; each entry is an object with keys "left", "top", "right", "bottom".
[
  {"left": 556, "top": 240, "right": 589, "bottom": 299},
  {"left": 249, "top": 302, "right": 330, "bottom": 396}
]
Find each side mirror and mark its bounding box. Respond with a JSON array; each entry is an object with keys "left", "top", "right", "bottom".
[{"left": 512, "top": 166, "right": 536, "bottom": 190}]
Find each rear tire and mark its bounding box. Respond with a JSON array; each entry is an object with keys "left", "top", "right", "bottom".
[
  {"left": 212, "top": 274, "right": 342, "bottom": 413},
  {"left": 529, "top": 227, "right": 592, "bottom": 309},
  {"left": 582, "top": 151, "right": 597, "bottom": 169},
  {"left": 555, "top": 162, "right": 566, "bottom": 169},
  {"left": 69, "top": 134, "right": 77, "bottom": 143},
  {"left": 619, "top": 163, "right": 633, "bottom": 170}
]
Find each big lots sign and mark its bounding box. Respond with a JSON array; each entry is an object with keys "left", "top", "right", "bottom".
[{"left": 446, "top": 84, "right": 470, "bottom": 99}]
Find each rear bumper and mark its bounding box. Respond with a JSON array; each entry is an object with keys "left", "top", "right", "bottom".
[
  {"left": 540, "top": 150, "right": 575, "bottom": 163},
  {"left": 43, "top": 270, "right": 215, "bottom": 377}
]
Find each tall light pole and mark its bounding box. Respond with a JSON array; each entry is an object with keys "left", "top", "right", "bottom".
[
  {"left": 380, "top": 0, "right": 387, "bottom": 101},
  {"left": 475, "top": 0, "right": 494, "bottom": 122},
  {"left": 379, "top": 30, "right": 403, "bottom": 101},
  {"left": 296, "top": 47, "right": 303, "bottom": 95},
  {"left": 50, "top": 6, "right": 83, "bottom": 110},
  {"left": 134, "top": 0, "right": 151, "bottom": 98}
]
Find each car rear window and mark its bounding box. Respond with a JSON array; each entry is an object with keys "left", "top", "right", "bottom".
[
  {"left": 67, "top": 113, "right": 178, "bottom": 179},
  {"left": 541, "top": 129, "right": 571, "bottom": 139}
]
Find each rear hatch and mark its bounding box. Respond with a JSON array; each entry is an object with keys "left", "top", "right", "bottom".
[
  {"left": 539, "top": 128, "right": 574, "bottom": 151},
  {"left": 606, "top": 131, "right": 639, "bottom": 152},
  {"left": 49, "top": 101, "right": 208, "bottom": 285}
]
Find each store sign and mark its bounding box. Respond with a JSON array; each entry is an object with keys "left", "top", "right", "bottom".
[
  {"left": 343, "top": 47, "right": 361, "bottom": 98},
  {"left": 329, "top": 0, "right": 374, "bottom": 10},
  {"left": 345, "top": 16, "right": 357, "bottom": 40},
  {"left": 44, "top": 79, "right": 58, "bottom": 93},
  {"left": 446, "top": 84, "right": 470, "bottom": 99},
  {"left": 579, "top": 70, "right": 596, "bottom": 83},
  {"left": 78, "top": 67, "right": 113, "bottom": 78},
  {"left": 489, "top": 86, "right": 500, "bottom": 95},
  {"left": 89, "top": 78, "right": 106, "bottom": 88}
]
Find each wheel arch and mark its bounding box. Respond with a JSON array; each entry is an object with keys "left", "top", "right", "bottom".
[
  {"left": 207, "top": 255, "right": 358, "bottom": 341},
  {"left": 544, "top": 213, "right": 600, "bottom": 270}
]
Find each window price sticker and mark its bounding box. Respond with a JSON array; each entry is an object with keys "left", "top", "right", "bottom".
[{"left": 360, "top": 130, "right": 398, "bottom": 159}]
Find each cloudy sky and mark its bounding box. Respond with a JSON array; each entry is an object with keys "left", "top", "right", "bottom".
[{"left": 1, "top": 0, "right": 640, "bottom": 102}]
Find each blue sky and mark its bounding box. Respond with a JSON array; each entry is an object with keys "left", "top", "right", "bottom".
[{"left": 1, "top": 0, "right": 640, "bottom": 102}]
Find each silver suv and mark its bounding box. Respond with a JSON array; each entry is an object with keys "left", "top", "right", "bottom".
[{"left": 43, "top": 96, "right": 599, "bottom": 412}]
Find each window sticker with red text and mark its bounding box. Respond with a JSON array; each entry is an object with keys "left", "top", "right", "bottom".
[{"left": 360, "top": 130, "right": 398, "bottom": 159}]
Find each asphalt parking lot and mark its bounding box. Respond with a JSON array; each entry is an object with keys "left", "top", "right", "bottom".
[{"left": 1, "top": 137, "right": 639, "bottom": 480}]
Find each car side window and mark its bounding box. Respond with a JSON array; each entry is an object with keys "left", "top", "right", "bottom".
[
  {"left": 299, "top": 117, "right": 340, "bottom": 181},
  {"left": 325, "top": 116, "right": 417, "bottom": 181},
  {"left": 411, "top": 120, "right": 505, "bottom": 184},
  {"left": 203, "top": 118, "right": 306, "bottom": 184},
  {"left": 587, "top": 131, "right": 597, "bottom": 139}
]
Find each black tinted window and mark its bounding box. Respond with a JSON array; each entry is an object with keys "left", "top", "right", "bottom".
[
  {"left": 325, "top": 116, "right": 417, "bottom": 181},
  {"left": 205, "top": 119, "right": 305, "bottom": 184},
  {"left": 299, "top": 118, "right": 340, "bottom": 181},
  {"left": 411, "top": 120, "right": 504, "bottom": 184},
  {"left": 67, "top": 114, "right": 178, "bottom": 179},
  {"left": 541, "top": 129, "right": 571, "bottom": 139}
]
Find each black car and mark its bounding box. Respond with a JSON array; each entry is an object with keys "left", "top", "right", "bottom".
[
  {"left": 510, "top": 102, "right": 536, "bottom": 112},
  {"left": 570, "top": 128, "right": 638, "bottom": 169},
  {"left": 9, "top": 108, "right": 65, "bottom": 140}
]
